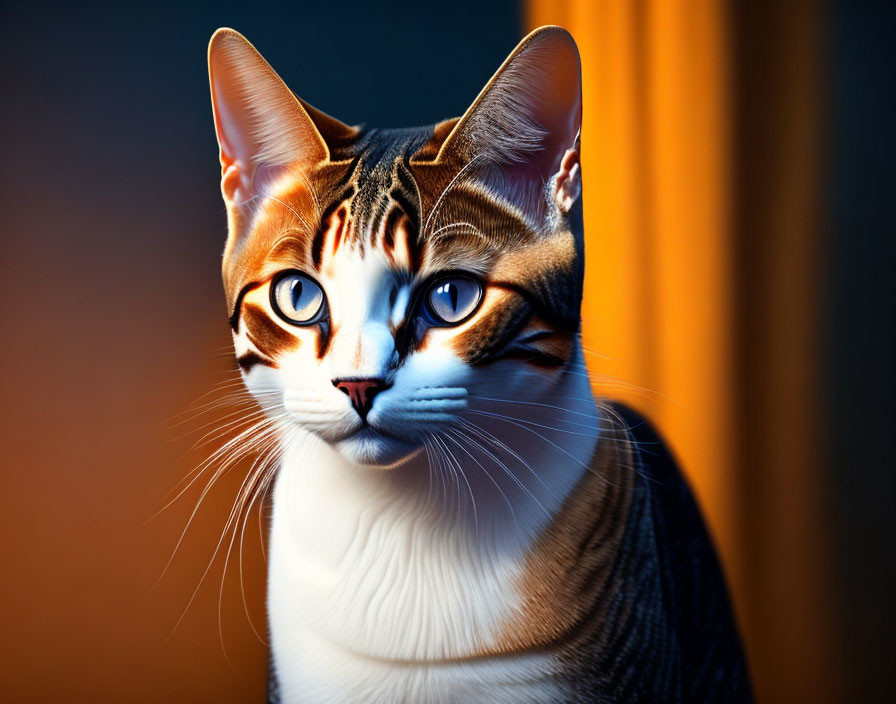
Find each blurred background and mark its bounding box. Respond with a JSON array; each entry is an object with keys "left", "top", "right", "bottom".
[{"left": 0, "top": 0, "right": 892, "bottom": 701}]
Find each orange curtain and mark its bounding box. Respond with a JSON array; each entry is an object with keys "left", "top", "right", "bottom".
[{"left": 525, "top": 2, "right": 835, "bottom": 702}]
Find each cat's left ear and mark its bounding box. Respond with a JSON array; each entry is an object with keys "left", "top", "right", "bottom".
[{"left": 434, "top": 26, "right": 582, "bottom": 215}]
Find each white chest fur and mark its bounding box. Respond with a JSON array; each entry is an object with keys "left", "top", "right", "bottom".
[{"left": 267, "top": 367, "right": 599, "bottom": 703}]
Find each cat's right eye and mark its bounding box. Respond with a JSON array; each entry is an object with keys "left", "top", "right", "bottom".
[{"left": 270, "top": 271, "right": 326, "bottom": 325}]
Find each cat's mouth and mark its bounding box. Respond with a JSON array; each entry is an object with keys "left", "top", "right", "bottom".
[
  {"left": 333, "top": 424, "right": 422, "bottom": 468},
  {"left": 332, "top": 419, "right": 400, "bottom": 442},
  {"left": 349, "top": 424, "right": 399, "bottom": 442}
]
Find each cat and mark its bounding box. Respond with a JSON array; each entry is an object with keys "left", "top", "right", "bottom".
[{"left": 206, "top": 25, "right": 751, "bottom": 704}]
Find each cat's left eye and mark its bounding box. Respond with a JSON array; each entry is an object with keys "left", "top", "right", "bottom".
[
  {"left": 270, "top": 272, "right": 326, "bottom": 325},
  {"left": 426, "top": 275, "right": 483, "bottom": 325}
]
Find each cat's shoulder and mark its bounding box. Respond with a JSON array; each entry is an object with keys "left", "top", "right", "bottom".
[{"left": 596, "top": 401, "right": 687, "bottom": 493}]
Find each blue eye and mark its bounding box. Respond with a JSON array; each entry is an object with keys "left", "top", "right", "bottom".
[
  {"left": 427, "top": 276, "right": 482, "bottom": 324},
  {"left": 271, "top": 272, "right": 326, "bottom": 324}
]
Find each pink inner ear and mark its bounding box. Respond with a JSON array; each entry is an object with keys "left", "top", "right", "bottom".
[
  {"left": 208, "top": 29, "right": 336, "bottom": 206},
  {"left": 211, "top": 74, "right": 250, "bottom": 170},
  {"left": 553, "top": 146, "right": 582, "bottom": 213},
  {"left": 220, "top": 163, "right": 242, "bottom": 203}
]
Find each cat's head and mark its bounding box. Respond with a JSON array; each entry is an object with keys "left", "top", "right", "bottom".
[{"left": 207, "top": 26, "right": 583, "bottom": 468}]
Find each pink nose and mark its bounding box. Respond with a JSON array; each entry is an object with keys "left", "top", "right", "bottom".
[{"left": 333, "top": 378, "right": 389, "bottom": 419}]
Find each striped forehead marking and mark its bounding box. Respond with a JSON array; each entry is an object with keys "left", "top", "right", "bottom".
[
  {"left": 312, "top": 162, "right": 425, "bottom": 273},
  {"left": 328, "top": 204, "right": 348, "bottom": 259},
  {"left": 312, "top": 187, "right": 354, "bottom": 269}
]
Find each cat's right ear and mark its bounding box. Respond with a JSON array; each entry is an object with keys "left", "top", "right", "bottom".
[{"left": 208, "top": 28, "right": 329, "bottom": 206}]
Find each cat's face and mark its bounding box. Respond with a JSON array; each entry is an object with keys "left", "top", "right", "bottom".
[{"left": 208, "top": 27, "right": 583, "bottom": 468}]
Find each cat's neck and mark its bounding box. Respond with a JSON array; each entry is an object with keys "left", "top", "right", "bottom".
[{"left": 266, "top": 342, "right": 601, "bottom": 667}]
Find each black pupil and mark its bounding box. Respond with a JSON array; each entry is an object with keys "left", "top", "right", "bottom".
[
  {"left": 290, "top": 278, "right": 303, "bottom": 310},
  {"left": 447, "top": 282, "right": 459, "bottom": 311}
]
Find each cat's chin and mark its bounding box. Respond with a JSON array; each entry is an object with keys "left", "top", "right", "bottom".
[{"left": 332, "top": 427, "right": 422, "bottom": 469}]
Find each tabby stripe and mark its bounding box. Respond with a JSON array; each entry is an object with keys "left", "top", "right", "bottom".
[
  {"left": 502, "top": 327, "right": 575, "bottom": 369},
  {"left": 381, "top": 205, "right": 401, "bottom": 257},
  {"left": 316, "top": 321, "right": 334, "bottom": 359},
  {"left": 237, "top": 351, "right": 277, "bottom": 372},
  {"left": 494, "top": 346, "right": 568, "bottom": 369},
  {"left": 456, "top": 297, "right": 533, "bottom": 366},
  {"left": 395, "top": 157, "right": 421, "bottom": 215},
  {"left": 331, "top": 154, "right": 363, "bottom": 189},
  {"left": 329, "top": 205, "right": 347, "bottom": 257},
  {"left": 242, "top": 303, "right": 299, "bottom": 355},
  {"left": 312, "top": 188, "right": 354, "bottom": 269},
  {"left": 399, "top": 209, "right": 423, "bottom": 273},
  {"left": 369, "top": 195, "right": 392, "bottom": 246},
  {"left": 390, "top": 161, "right": 423, "bottom": 270},
  {"left": 490, "top": 280, "right": 580, "bottom": 333},
  {"left": 229, "top": 281, "right": 263, "bottom": 330},
  {"left": 389, "top": 186, "right": 420, "bottom": 236}
]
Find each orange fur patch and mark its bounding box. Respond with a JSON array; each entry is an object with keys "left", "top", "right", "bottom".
[{"left": 242, "top": 303, "right": 301, "bottom": 356}]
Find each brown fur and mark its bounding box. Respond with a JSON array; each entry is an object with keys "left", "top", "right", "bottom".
[
  {"left": 495, "top": 412, "right": 634, "bottom": 654},
  {"left": 242, "top": 302, "right": 300, "bottom": 356}
]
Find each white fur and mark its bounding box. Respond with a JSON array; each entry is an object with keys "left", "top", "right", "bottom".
[
  {"left": 233, "top": 242, "right": 601, "bottom": 701},
  {"left": 263, "top": 348, "right": 599, "bottom": 703}
]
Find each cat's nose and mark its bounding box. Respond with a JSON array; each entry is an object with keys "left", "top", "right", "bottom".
[{"left": 332, "top": 377, "right": 390, "bottom": 420}]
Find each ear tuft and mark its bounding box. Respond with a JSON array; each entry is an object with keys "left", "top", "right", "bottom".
[{"left": 439, "top": 26, "right": 581, "bottom": 179}]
